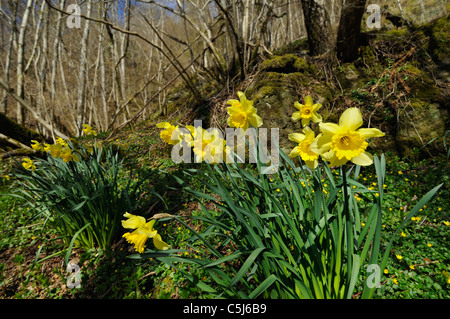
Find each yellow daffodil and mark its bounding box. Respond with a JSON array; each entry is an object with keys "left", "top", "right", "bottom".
[
  {"left": 82, "top": 124, "right": 97, "bottom": 136},
  {"left": 60, "top": 147, "right": 80, "bottom": 163},
  {"left": 55, "top": 137, "right": 68, "bottom": 147},
  {"left": 22, "top": 157, "right": 36, "bottom": 171},
  {"left": 43, "top": 143, "right": 51, "bottom": 152},
  {"left": 310, "top": 107, "right": 385, "bottom": 167},
  {"left": 48, "top": 143, "right": 63, "bottom": 158},
  {"left": 156, "top": 122, "right": 183, "bottom": 145},
  {"left": 292, "top": 95, "right": 322, "bottom": 127},
  {"left": 31, "top": 140, "right": 44, "bottom": 151},
  {"left": 122, "top": 212, "right": 169, "bottom": 252},
  {"left": 192, "top": 126, "right": 230, "bottom": 164},
  {"left": 288, "top": 126, "right": 319, "bottom": 170},
  {"left": 226, "top": 91, "right": 263, "bottom": 131}
]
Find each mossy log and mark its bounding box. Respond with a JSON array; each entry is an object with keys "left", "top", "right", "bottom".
[{"left": 0, "top": 112, "right": 46, "bottom": 148}]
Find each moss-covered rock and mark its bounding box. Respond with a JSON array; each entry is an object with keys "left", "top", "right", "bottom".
[
  {"left": 260, "top": 54, "right": 318, "bottom": 74},
  {"left": 429, "top": 15, "right": 450, "bottom": 61},
  {"left": 396, "top": 100, "right": 447, "bottom": 157}
]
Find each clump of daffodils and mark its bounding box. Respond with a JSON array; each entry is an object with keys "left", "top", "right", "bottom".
[
  {"left": 31, "top": 137, "right": 80, "bottom": 163},
  {"left": 289, "top": 104, "right": 384, "bottom": 168},
  {"left": 121, "top": 212, "right": 169, "bottom": 253}
]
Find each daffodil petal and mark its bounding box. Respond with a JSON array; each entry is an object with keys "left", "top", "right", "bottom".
[
  {"left": 357, "top": 128, "right": 385, "bottom": 139},
  {"left": 311, "top": 113, "right": 322, "bottom": 123},
  {"left": 310, "top": 133, "right": 332, "bottom": 154},
  {"left": 289, "top": 133, "right": 306, "bottom": 143},
  {"left": 292, "top": 111, "right": 302, "bottom": 121},
  {"left": 319, "top": 122, "right": 340, "bottom": 135},
  {"left": 153, "top": 233, "right": 170, "bottom": 250},
  {"left": 248, "top": 113, "right": 263, "bottom": 128},
  {"left": 289, "top": 146, "right": 301, "bottom": 158},
  {"left": 301, "top": 118, "right": 310, "bottom": 127},
  {"left": 293, "top": 101, "right": 303, "bottom": 110},
  {"left": 156, "top": 122, "right": 171, "bottom": 129},
  {"left": 339, "top": 107, "right": 363, "bottom": 131},
  {"left": 305, "top": 160, "right": 318, "bottom": 170},
  {"left": 351, "top": 152, "right": 374, "bottom": 166},
  {"left": 304, "top": 95, "right": 313, "bottom": 106},
  {"left": 312, "top": 103, "right": 322, "bottom": 112}
]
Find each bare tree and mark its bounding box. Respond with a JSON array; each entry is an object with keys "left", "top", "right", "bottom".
[
  {"left": 16, "top": 0, "right": 34, "bottom": 124},
  {"left": 75, "top": 0, "right": 92, "bottom": 136}
]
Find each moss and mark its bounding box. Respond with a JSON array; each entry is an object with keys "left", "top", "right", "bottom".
[
  {"left": 403, "top": 63, "right": 443, "bottom": 102},
  {"left": 0, "top": 113, "right": 46, "bottom": 146},
  {"left": 396, "top": 100, "right": 447, "bottom": 157},
  {"left": 383, "top": 28, "right": 410, "bottom": 38},
  {"left": 260, "top": 54, "right": 317, "bottom": 74},
  {"left": 272, "top": 37, "right": 309, "bottom": 56},
  {"left": 429, "top": 15, "right": 450, "bottom": 61}
]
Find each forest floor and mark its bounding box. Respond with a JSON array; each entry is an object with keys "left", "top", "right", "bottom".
[{"left": 0, "top": 120, "right": 449, "bottom": 299}]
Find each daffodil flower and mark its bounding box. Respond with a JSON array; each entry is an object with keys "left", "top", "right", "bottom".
[
  {"left": 292, "top": 95, "right": 322, "bottom": 127},
  {"left": 55, "top": 137, "right": 68, "bottom": 147},
  {"left": 48, "top": 143, "right": 63, "bottom": 158},
  {"left": 156, "top": 122, "right": 183, "bottom": 145},
  {"left": 122, "top": 212, "right": 169, "bottom": 252},
  {"left": 22, "top": 157, "right": 36, "bottom": 171},
  {"left": 82, "top": 124, "right": 97, "bottom": 136},
  {"left": 60, "top": 147, "right": 80, "bottom": 163},
  {"left": 310, "top": 107, "right": 385, "bottom": 167},
  {"left": 192, "top": 127, "right": 230, "bottom": 164},
  {"left": 226, "top": 91, "right": 263, "bottom": 131},
  {"left": 31, "top": 140, "right": 44, "bottom": 151},
  {"left": 288, "top": 126, "right": 319, "bottom": 170}
]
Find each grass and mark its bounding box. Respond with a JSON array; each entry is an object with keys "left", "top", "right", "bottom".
[{"left": 0, "top": 123, "right": 448, "bottom": 299}]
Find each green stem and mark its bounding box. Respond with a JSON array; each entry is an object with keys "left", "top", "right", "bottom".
[{"left": 341, "top": 165, "right": 354, "bottom": 289}]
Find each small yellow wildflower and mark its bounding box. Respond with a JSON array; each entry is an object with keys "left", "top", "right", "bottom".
[
  {"left": 401, "top": 231, "right": 406, "bottom": 237},
  {"left": 393, "top": 278, "right": 399, "bottom": 285},
  {"left": 398, "top": 170, "right": 403, "bottom": 175},
  {"left": 396, "top": 254, "right": 403, "bottom": 260},
  {"left": 384, "top": 269, "right": 389, "bottom": 274},
  {"left": 427, "top": 243, "right": 432, "bottom": 247},
  {"left": 443, "top": 221, "right": 450, "bottom": 226},
  {"left": 409, "top": 265, "right": 415, "bottom": 270}
]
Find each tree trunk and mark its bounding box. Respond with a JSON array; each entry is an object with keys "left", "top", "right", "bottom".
[
  {"left": 300, "top": 0, "right": 333, "bottom": 56},
  {"left": 75, "top": 0, "right": 92, "bottom": 136},
  {"left": 16, "top": 0, "right": 34, "bottom": 124},
  {"left": 336, "top": 0, "right": 367, "bottom": 63},
  {"left": 1, "top": 0, "right": 18, "bottom": 115}
]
